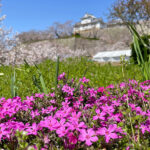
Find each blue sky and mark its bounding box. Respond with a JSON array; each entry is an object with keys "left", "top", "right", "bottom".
[{"left": 1, "top": 0, "right": 115, "bottom": 33}]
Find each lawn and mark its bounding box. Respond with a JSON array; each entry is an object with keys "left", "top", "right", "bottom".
[{"left": 0, "top": 57, "right": 142, "bottom": 99}]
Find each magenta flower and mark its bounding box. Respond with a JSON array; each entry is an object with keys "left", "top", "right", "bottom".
[
  {"left": 73, "top": 100, "right": 81, "bottom": 108},
  {"left": 135, "top": 107, "right": 146, "bottom": 116},
  {"left": 50, "top": 92, "right": 55, "bottom": 97},
  {"left": 26, "top": 123, "right": 38, "bottom": 135},
  {"left": 97, "top": 87, "right": 105, "bottom": 93},
  {"left": 0, "top": 126, "right": 9, "bottom": 140},
  {"left": 41, "top": 106, "right": 56, "bottom": 114},
  {"left": 62, "top": 99, "right": 70, "bottom": 108},
  {"left": 140, "top": 124, "right": 150, "bottom": 134},
  {"left": 40, "top": 116, "right": 59, "bottom": 131},
  {"left": 26, "top": 96, "right": 35, "bottom": 101},
  {"left": 67, "top": 121, "right": 86, "bottom": 131},
  {"left": 87, "top": 88, "right": 97, "bottom": 97},
  {"left": 78, "top": 96, "right": 84, "bottom": 102},
  {"left": 79, "top": 128, "right": 98, "bottom": 146},
  {"left": 58, "top": 72, "right": 65, "bottom": 81},
  {"left": 35, "top": 93, "right": 44, "bottom": 99},
  {"left": 31, "top": 110, "right": 40, "bottom": 119},
  {"left": 119, "top": 82, "right": 126, "bottom": 89},
  {"left": 106, "top": 84, "right": 114, "bottom": 89},
  {"left": 62, "top": 84, "right": 74, "bottom": 96},
  {"left": 97, "top": 125, "right": 118, "bottom": 143},
  {"left": 56, "top": 126, "right": 68, "bottom": 137},
  {"left": 108, "top": 113, "right": 122, "bottom": 122},
  {"left": 43, "top": 135, "right": 50, "bottom": 144},
  {"left": 67, "top": 132, "right": 77, "bottom": 144},
  {"left": 93, "top": 109, "right": 106, "bottom": 120},
  {"left": 70, "top": 111, "right": 82, "bottom": 122},
  {"left": 79, "top": 77, "right": 89, "bottom": 83}
]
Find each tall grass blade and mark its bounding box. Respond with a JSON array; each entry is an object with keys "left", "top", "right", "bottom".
[
  {"left": 24, "top": 59, "right": 30, "bottom": 68},
  {"left": 39, "top": 72, "right": 48, "bottom": 94},
  {"left": 128, "top": 24, "right": 150, "bottom": 80},
  {"left": 34, "top": 64, "right": 48, "bottom": 94},
  {"left": 55, "top": 56, "right": 59, "bottom": 88},
  {"left": 11, "top": 70, "right": 17, "bottom": 98},
  {"left": 32, "top": 75, "right": 42, "bottom": 93},
  {"left": 128, "top": 24, "right": 150, "bottom": 49},
  {"left": 133, "top": 34, "right": 143, "bottom": 65}
]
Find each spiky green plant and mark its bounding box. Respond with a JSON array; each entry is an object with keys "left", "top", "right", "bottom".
[
  {"left": 24, "top": 59, "right": 48, "bottom": 94},
  {"left": 34, "top": 64, "right": 48, "bottom": 94},
  {"left": 128, "top": 24, "right": 150, "bottom": 80}
]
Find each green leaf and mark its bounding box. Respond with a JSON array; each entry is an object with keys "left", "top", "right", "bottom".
[
  {"left": 11, "top": 70, "right": 17, "bottom": 98},
  {"left": 55, "top": 56, "right": 59, "bottom": 88},
  {"left": 39, "top": 72, "right": 48, "bottom": 94}
]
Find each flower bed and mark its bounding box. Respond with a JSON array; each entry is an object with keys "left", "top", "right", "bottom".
[{"left": 0, "top": 73, "right": 150, "bottom": 149}]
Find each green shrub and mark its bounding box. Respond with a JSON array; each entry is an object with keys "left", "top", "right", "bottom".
[{"left": 131, "top": 34, "right": 150, "bottom": 64}]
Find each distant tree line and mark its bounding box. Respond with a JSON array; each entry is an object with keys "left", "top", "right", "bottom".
[{"left": 18, "top": 21, "right": 73, "bottom": 43}]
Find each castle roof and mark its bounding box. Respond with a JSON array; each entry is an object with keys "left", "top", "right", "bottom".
[
  {"left": 81, "top": 13, "right": 96, "bottom": 20},
  {"left": 74, "top": 18, "right": 105, "bottom": 27}
]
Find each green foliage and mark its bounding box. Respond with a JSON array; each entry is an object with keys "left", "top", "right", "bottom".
[
  {"left": 131, "top": 34, "right": 150, "bottom": 64},
  {"left": 10, "top": 69, "right": 17, "bottom": 98},
  {"left": 35, "top": 64, "right": 48, "bottom": 94},
  {"left": 73, "top": 33, "right": 81, "bottom": 38},
  {"left": 73, "top": 33, "right": 99, "bottom": 40},
  {"left": 55, "top": 56, "right": 59, "bottom": 89},
  {"left": 24, "top": 60, "right": 48, "bottom": 94},
  {"left": 0, "top": 57, "right": 142, "bottom": 99},
  {"left": 15, "top": 130, "right": 29, "bottom": 150},
  {"left": 129, "top": 24, "right": 150, "bottom": 80}
]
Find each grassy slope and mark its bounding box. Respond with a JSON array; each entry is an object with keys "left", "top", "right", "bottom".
[{"left": 0, "top": 57, "right": 142, "bottom": 99}]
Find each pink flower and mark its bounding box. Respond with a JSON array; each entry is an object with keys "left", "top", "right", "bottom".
[
  {"left": 70, "top": 112, "right": 81, "bottom": 122},
  {"left": 126, "top": 146, "right": 130, "bottom": 150},
  {"left": 50, "top": 99, "right": 56, "bottom": 104},
  {"left": 97, "top": 87, "right": 105, "bottom": 93},
  {"left": 78, "top": 96, "right": 84, "bottom": 102},
  {"left": 106, "top": 84, "right": 114, "bottom": 89},
  {"left": 120, "top": 82, "right": 126, "bottom": 89},
  {"left": 41, "top": 106, "right": 56, "bottom": 114},
  {"left": 62, "top": 99, "right": 70, "bottom": 108},
  {"left": 43, "top": 135, "right": 50, "bottom": 144},
  {"left": 93, "top": 109, "right": 106, "bottom": 120},
  {"left": 140, "top": 124, "right": 150, "bottom": 134},
  {"left": 0, "top": 126, "right": 9, "bottom": 140},
  {"left": 108, "top": 113, "right": 122, "bottom": 122},
  {"left": 67, "top": 121, "right": 86, "bottom": 131},
  {"left": 58, "top": 72, "right": 65, "bottom": 81},
  {"left": 26, "top": 123, "right": 38, "bottom": 135},
  {"left": 79, "top": 77, "right": 89, "bottom": 83},
  {"left": 50, "top": 92, "right": 55, "bottom": 97},
  {"left": 97, "top": 125, "right": 118, "bottom": 143},
  {"left": 79, "top": 129, "right": 98, "bottom": 146},
  {"left": 31, "top": 110, "right": 40, "bottom": 119},
  {"left": 67, "top": 132, "right": 77, "bottom": 144},
  {"left": 35, "top": 93, "right": 44, "bottom": 99},
  {"left": 101, "top": 105, "right": 115, "bottom": 115},
  {"left": 62, "top": 85, "right": 74, "bottom": 96},
  {"left": 87, "top": 88, "right": 97, "bottom": 97},
  {"left": 56, "top": 126, "right": 68, "bottom": 137},
  {"left": 39, "top": 116, "right": 59, "bottom": 131}
]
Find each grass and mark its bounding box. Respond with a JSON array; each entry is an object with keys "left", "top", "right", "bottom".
[{"left": 0, "top": 57, "right": 142, "bottom": 99}]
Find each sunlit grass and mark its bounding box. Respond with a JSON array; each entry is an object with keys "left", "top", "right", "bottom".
[{"left": 0, "top": 57, "right": 142, "bottom": 99}]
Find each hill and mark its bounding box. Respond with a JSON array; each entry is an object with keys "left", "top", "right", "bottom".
[{"left": 0, "top": 26, "right": 132, "bottom": 65}]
